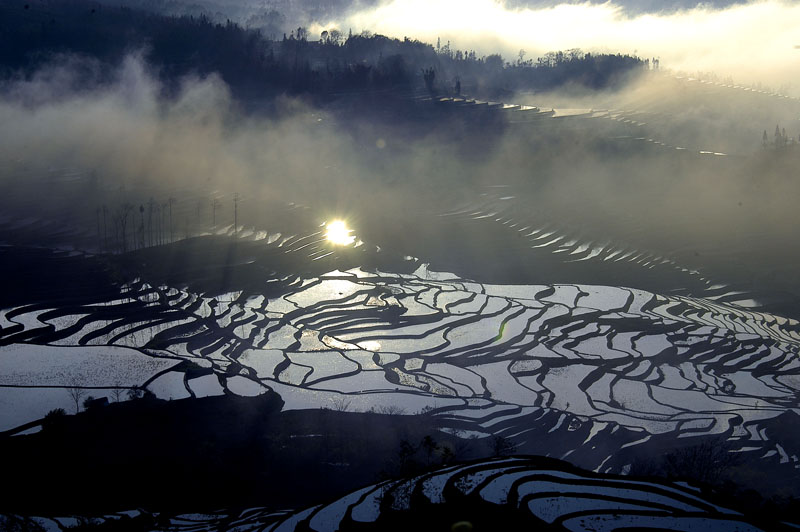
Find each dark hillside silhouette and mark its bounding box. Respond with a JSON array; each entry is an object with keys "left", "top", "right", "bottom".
[
  {"left": 0, "top": 0, "right": 645, "bottom": 100},
  {"left": 0, "top": 392, "right": 487, "bottom": 515},
  {"left": 0, "top": 393, "right": 797, "bottom": 527}
]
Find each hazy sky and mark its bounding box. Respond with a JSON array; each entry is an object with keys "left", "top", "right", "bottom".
[{"left": 318, "top": 0, "right": 800, "bottom": 92}]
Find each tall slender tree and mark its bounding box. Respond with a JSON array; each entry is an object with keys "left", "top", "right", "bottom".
[
  {"left": 212, "top": 198, "right": 221, "bottom": 228},
  {"left": 66, "top": 379, "right": 86, "bottom": 414},
  {"left": 234, "top": 193, "right": 239, "bottom": 237},
  {"left": 139, "top": 204, "right": 145, "bottom": 249},
  {"left": 148, "top": 198, "right": 155, "bottom": 247},
  {"left": 161, "top": 201, "right": 168, "bottom": 244},
  {"left": 102, "top": 205, "right": 108, "bottom": 251},
  {"left": 168, "top": 197, "right": 176, "bottom": 242},
  {"left": 96, "top": 207, "right": 101, "bottom": 250},
  {"left": 118, "top": 203, "right": 133, "bottom": 253}
]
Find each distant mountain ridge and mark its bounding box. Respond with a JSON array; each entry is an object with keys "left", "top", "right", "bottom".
[{"left": 0, "top": 0, "right": 645, "bottom": 102}]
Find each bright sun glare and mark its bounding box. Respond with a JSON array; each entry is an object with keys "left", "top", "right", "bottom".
[{"left": 325, "top": 220, "right": 356, "bottom": 246}]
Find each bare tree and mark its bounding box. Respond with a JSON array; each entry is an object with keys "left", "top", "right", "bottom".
[
  {"left": 147, "top": 197, "right": 155, "bottom": 247},
  {"left": 138, "top": 204, "right": 145, "bottom": 249},
  {"left": 161, "top": 201, "right": 168, "bottom": 244},
  {"left": 195, "top": 198, "right": 204, "bottom": 228},
  {"left": 66, "top": 381, "right": 86, "bottom": 413},
  {"left": 111, "top": 382, "right": 125, "bottom": 403},
  {"left": 112, "top": 212, "right": 121, "bottom": 252},
  {"left": 96, "top": 207, "right": 102, "bottom": 250},
  {"left": 330, "top": 395, "right": 352, "bottom": 412},
  {"left": 234, "top": 193, "right": 239, "bottom": 237},
  {"left": 123, "top": 202, "right": 134, "bottom": 251},
  {"left": 102, "top": 204, "right": 108, "bottom": 251},
  {"left": 115, "top": 203, "right": 133, "bottom": 252},
  {"left": 378, "top": 404, "right": 406, "bottom": 415},
  {"left": 660, "top": 438, "right": 740, "bottom": 485},
  {"left": 422, "top": 67, "right": 436, "bottom": 95},
  {"left": 153, "top": 202, "right": 161, "bottom": 245},
  {"left": 211, "top": 197, "right": 221, "bottom": 228},
  {"left": 168, "top": 197, "right": 176, "bottom": 242}
]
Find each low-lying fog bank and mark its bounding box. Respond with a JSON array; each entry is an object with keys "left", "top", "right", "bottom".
[{"left": 1, "top": 55, "right": 799, "bottom": 304}]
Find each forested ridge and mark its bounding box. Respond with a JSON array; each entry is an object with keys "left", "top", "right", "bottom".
[{"left": 1, "top": 0, "right": 645, "bottom": 99}]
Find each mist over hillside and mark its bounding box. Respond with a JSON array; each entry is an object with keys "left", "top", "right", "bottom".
[
  {"left": 9, "top": 0, "right": 800, "bottom": 94},
  {"left": 1, "top": 1, "right": 799, "bottom": 530},
  {"left": 1, "top": 40, "right": 798, "bottom": 304}
]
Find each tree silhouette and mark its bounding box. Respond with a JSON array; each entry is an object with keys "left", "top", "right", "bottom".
[
  {"left": 491, "top": 435, "right": 516, "bottom": 457},
  {"left": 0, "top": 2, "right": 645, "bottom": 100},
  {"left": 211, "top": 198, "right": 221, "bottom": 228},
  {"left": 161, "top": 201, "right": 168, "bottom": 244},
  {"left": 234, "top": 193, "right": 239, "bottom": 237},
  {"left": 168, "top": 197, "right": 176, "bottom": 242},
  {"left": 153, "top": 202, "right": 162, "bottom": 245},
  {"left": 422, "top": 67, "right": 435, "bottom": 95},
  {"left": 395, "top": 439, "right": 417, "bottom": 474},
  {"left": 42, "top": 408, "right": 67, "bottom": 431},
  {"left": 139, "top": 204, "right": 145, "bottom": 249},
  {"left": 111, "top": 383, "right": 125, "bottom": 403},
  {"left": 421, "top": 434, "right": 438, "bottom": 467},
  {"left": 147, "top": 198, "right": 155, "bottom": 247},
  {"left": 115, "top": 203, "right": 134, "bottom": 253},
  {"left": 329, "top": 395, "right": 352, "bottom": 411},
  {"left": 95, "top": 207, "right": 101, "bottom": 250},
  {"left": 66, "top": 381, "right": 86, "bottom": 413},
  {"left": 102, "top": 205, "right": 108, "bottom": 251}
]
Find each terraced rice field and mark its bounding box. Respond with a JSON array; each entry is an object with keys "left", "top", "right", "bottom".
[{"left": 2, "top": 80, "right": 799, "bottom": 529}]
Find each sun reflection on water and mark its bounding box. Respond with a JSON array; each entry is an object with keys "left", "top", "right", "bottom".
[{"left": 325, "top": 220, "right": 356, "bottom": 246}]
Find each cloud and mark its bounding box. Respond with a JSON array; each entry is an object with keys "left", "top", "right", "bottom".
[
  {"left": 0, "top": 55, "right": 363, "bottom": 237},
  {"left": 329, "top": 0, "right": 800, "bottom": 93}
]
